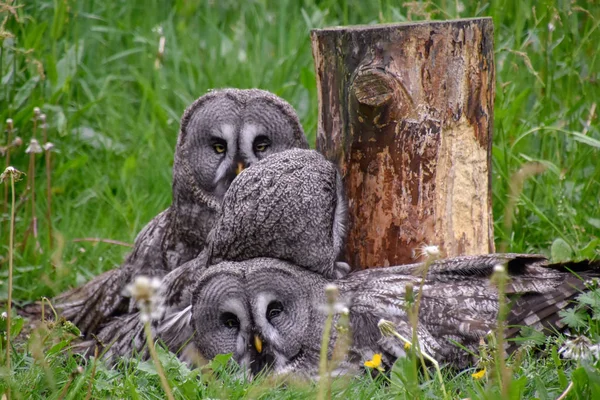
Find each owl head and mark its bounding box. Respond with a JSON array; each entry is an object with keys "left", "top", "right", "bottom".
[
  {"left": 206, "top": 149, "right": 350, "bottom": 279},
  {"left": 189, "top": 258, "right": 328, "bottom": 377},
  {"left": 172, "top": 89, "right": 309, "bottom": 206}
]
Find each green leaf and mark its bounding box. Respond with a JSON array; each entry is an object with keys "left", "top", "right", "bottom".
[
  {"left": 46, "top": 340, "right": 70, "bottom": 357},
  {"left": 580, "top": 238, "right": 600, "bottom": 260},
  {"left": 558, "top": 308, "right": 587, "bottom": 329},
  {"left": 51, "top": 0, "right": 68, "bottom": 40},
  {"left": 10, "top": 315, "right": 24, "bottom": 338},
  {"left": 576, "top": 290, "right": 600, "bottom": 308},
  {"left": 136, "top": 360, "right": 158, "bottom": 376},
  {"left": 210, "top": 353, "right": 233, "bottom": 371},
  {"left": 551, "top": 238, "right": 573, "bottom": 263},
  {"left": 13, "top": 76, "right": 40, "bottom": 110}
]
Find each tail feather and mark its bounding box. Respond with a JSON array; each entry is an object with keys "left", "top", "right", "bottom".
[
  {"left": 70, "top": 312, "right": 148, "bottom": 361},
  {"left": 507, "top": 259, "right": 600, "bottom": 344},
  {"left": 52, "top": 268, "right": 130, "bottom": 336}
]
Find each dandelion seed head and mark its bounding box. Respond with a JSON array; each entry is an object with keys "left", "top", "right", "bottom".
[
  {"left": 548, "top": 22, "right": 555, "bottom": 32},
  {"left": 0, "top": 166, "right": 25, "bottom": 183},
  {"left": 1, "top": 312, "right": 7, "bottom": 320},
  {"left": 559, "top": 336, "right": 600, "bottom": 361},
  {"left": 12, "top": 137, "right": 22, "bottom": 147},
  {"left": 126, "top": 276, "right": 162, "bottom": 302},
  {"left": 377, "top": 319, "right": 396, "bottom": 337},
  {"left": 33, "top": 107, "right": 41, "bottom": 116},
  {"left": 39, "top": 113, "right": 46, "bottom": 122},
  {"left": 25, "top": 138, "right": 43, "bottom": 154},
  {"left": 6, "top": 119, "right": 13, "bottom": 129},
  {"left": 414, "top": 244, "right": 441, "bottom": 260},
  {"left": 43, "top": 142, "right": 55, "bottom": 151},
  {"left": 126, "top": 275, "right": 164, "bottom": 322}
]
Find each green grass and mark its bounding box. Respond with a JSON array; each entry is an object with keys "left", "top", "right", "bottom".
[{"left": 1, "top": 0, "right": 599, "bottom": 398}]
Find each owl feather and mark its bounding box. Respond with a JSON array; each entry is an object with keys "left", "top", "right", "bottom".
[{"left": 23, "top": 89, "right": 308, "bottom": 337}]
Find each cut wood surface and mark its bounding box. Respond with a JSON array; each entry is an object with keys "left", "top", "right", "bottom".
[{"left": 312, "top": 18, "right": 495, "bottom": 269}]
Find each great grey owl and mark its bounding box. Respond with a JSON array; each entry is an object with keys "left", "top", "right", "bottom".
[
  {"left": 72, "top": 148, "right": 349, "bottom": 359},
  {"left": 156, "top": 254, "right": 600, "bottom": 378},
  {"left": 206, "top": 148, "right": 349, "bottom": 279},
  {"left": 42, "top": 89, "right": 309, "bottom": 336}
]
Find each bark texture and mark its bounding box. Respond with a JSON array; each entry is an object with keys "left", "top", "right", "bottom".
[{"left": 312, "top": 18, "right": 495, "bottom": 268}]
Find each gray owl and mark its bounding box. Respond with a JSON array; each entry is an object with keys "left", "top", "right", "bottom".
[
  {"left": 41, "top": 89, "right": 309, "bottom": 336},
  {"left": 206, "top": 148, "right": 349, "bottom": 279},
  {"left": 160, "top": 254, "right": 600, "bottom": 378},
  {"left": 71, "top": 149, "right": 349, "bottom": 358}
]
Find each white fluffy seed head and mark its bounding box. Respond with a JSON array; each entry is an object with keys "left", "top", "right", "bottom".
[
  {"left": 377, "top": 319, "right": 396, "bottom": 337},
  {"left": 25, "top": 139, "right": 43, "bottom": 154},
  {"left": 126, "top": 276, "right": 161, "bottom": 302}
]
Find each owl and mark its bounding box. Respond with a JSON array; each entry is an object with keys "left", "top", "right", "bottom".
[
  {"left": 73, "top": 149, "right": 350, "bottom": 359},
  {"left": 206, "top": 148, "right": 350, "bottom": 279},
  {"left": 161, "top": 254, "right": 600, "bottom": 378},
  {"left": 45, "top": 89, "right": 309, "bottom": 336}
]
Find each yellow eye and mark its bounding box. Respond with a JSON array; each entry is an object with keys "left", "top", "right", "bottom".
[
  {"left": 255, "top": 143, "right": 268, "bottom": 152},
  {"left": 221, "top": 312, "right": 239, "bottom": 329},
  {"left": 213, "top": 143, "right": 226, "bottom": 154}
]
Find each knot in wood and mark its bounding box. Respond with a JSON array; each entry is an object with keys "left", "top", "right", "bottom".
[{"left": 352, "top": 69, "right": 396, "bottom": 107}]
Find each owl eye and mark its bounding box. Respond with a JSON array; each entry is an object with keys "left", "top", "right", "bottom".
[
  {"left": 266, "top": 301, "right": 283, "bottom": 321},
  {"left": 212, "top": 140, "right": 227, "bottom": 154},
  {"left": 253, "top": 136, "right": 271, "bottom": 153},
  {"left": 220, "top": 312, "right": 240, "bottom": 329}
]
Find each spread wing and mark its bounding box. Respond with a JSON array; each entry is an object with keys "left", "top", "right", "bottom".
[{"left": 340, "top": 254, "right": 600, "bottom": 369}]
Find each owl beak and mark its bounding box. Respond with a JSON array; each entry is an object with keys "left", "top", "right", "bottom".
[
  {"left": 254, "top": 335, "right": 263, "bottom": 354},
  {"left": 236, "top": 162, "right": 245, "bottom": 176}
]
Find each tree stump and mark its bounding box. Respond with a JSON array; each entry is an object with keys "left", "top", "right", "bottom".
[{"left": 311, "top": 18, "right": 495, "bottom": 269}]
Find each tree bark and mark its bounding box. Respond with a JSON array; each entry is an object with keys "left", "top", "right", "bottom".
[{"left": 311, "top": 18, "right": 495, "bottom": 269}]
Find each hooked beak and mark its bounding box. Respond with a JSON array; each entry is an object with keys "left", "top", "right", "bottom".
[
  {"left": 254, "top": 335, "right": 263, "bottom": 354},
  {"left": 236, "top": 162, "right": 245, "bottom": 176}
]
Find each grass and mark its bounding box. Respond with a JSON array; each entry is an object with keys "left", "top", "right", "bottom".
[{"left": 0, "top": 0, "right": 599, "bottom": 398}]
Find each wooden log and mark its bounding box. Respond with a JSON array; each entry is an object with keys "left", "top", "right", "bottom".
[{"left": 311, "top": 18, "right": 495, "bottom": 269}]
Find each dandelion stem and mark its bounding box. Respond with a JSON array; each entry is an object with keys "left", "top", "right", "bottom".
[
  {"left": 143, "top": 321, "right": 174, "bottom": 400},
  {"left": 3, "top": 119, "right": 13, "bottom": 217},
  {"left": 556, "top": 381, "right": 574, "bottom": 400},
  {"left": 317, "top": 285, "right": 338, "bottom": 400},
  {"left": 411, "top": 257, "right": 434, "bottom": 380},
  {"left": 4, "top": 169, "right": 17, "bottom": 400},
  {"left": 317, "top": 307, "right": 334, "bottom": 400},
  {"left": 42, "top": 117, "right": 53, "bottom": 249},
  {"left": 391, "top": 331, "right": 448, "bottom": 399},
  {"left": 493, "top": 264, "right": 511, "bottom": 398}
]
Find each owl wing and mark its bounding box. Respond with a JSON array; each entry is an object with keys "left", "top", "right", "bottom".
[
  {"left": 340, "top": 254, "right": 600, "bottom": 369},
  {"left": 76, "top": 252, "right": 209, "bottom": 360},
  {"left": 47, "top": 209, "right": 173, "bottom": 336}
]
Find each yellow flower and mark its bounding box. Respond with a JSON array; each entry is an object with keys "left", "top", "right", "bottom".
[
  {"left": 364, "top": 353, "right": 385, "bottom": 372},
  {"left": 472, "top": 368, "right": 486, "bottom": 380},
  {"left": 404, "top": 342, "right": 412, "bottom": 350}
]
